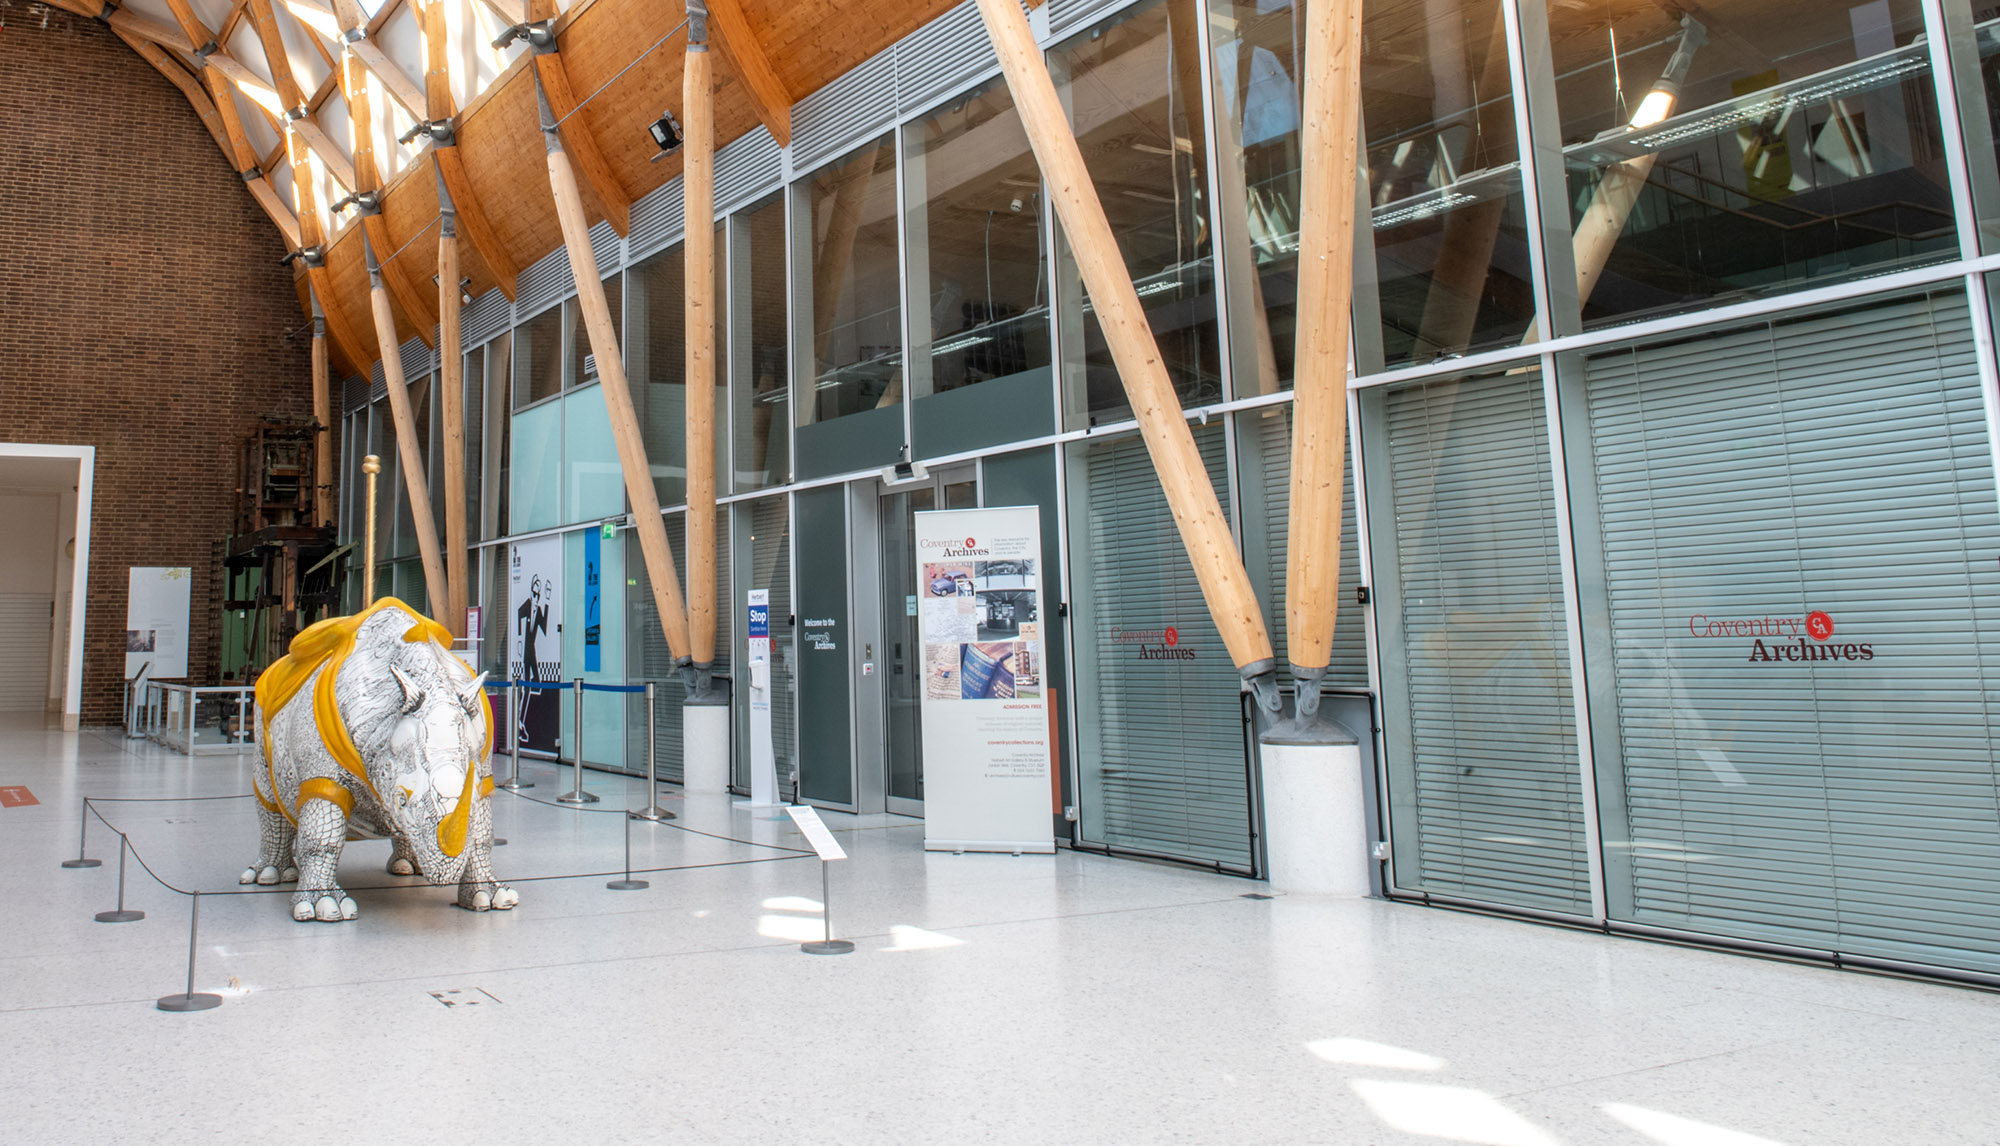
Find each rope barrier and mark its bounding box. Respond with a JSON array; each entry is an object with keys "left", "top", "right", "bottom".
[{"left": 580, "top": 682, "right": 646, "bottom": 694}]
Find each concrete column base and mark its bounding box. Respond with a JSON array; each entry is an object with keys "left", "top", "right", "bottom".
[
  {"left": 1262, "top": 741, "right": 1368, "bottom": 896},
  {"left": 682, "top": 705, "right": 730, "bottom": 794}
]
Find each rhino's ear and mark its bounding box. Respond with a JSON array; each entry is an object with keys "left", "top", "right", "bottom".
[
  {"left": 390, "top": 666, "right": 425, "bottom": 715},
  {"left": 459, "top": 672, "right": 488, "bottom": 717}
]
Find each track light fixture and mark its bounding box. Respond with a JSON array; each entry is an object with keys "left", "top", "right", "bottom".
[
  {"left": 648, "top": 109, "right": 683, "bottom": 162},
  {"left": 492, "top": 21, "right": 554, "bottom": 51}
]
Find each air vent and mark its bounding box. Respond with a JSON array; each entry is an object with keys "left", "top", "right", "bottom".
[
  {"left": 343, "top": 374, "right": 369, "bottom": 414},
  {"left": 790, "top": 51, "right": 896, "bottom": 170},
  {"left": 1048, "top": 0, "right": 1140, "bottom": 39},
  {"left": 462, "top": 288, "right": 511, "bottom": 348},
  {"left": 716, "top": 128, "right": 782, "bottom": 216},
  {"left": 516, "top": 245, "right": 576, "bottom": 316},
  {"left": 628, "top": 173, "right": 686, "bottom": 263},
  {"left": 896, "top": 1, "right": 998, "bottom": 115},
  {"left": 400, "top": 335, "right": 433, "bottom": 382},
  {"left": 590, "top": 220, "right": 622, "bottom": 273}
]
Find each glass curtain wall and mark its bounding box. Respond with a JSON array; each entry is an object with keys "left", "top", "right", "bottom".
[
  {"left": 1544, "top": 0, "right": 1955, "bottom": 329},
  {"left": 627, "top": 228, "right": 728, "bottom": 509},
  {"left": 902, "top": 77, "right": 1055, "bottom": 455},
  {"left": 1052, "top": 0, "right": 1224, "bottom": 425},
  {"left": 733, "top": 194, "right": 790, "bottom": 490},
  {"left": 796, "top": 136, "right": 905, "bottom": 476},
  {"left": 515, "top": 305, "right": 563, "bottom": 406}
]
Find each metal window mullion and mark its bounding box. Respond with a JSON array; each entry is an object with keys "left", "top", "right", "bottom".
[
  {"left": 1498, "top": 0, "right": 1577, "bottom": 340},
  {"left": 1539, "top": 351, "right": 1607, "bottom": 922},
  {"left": 1192, "top": 0, "right": 1238, "bottom": 406},
  {"left": 894, "top": 124, "right": 918, "bottom": 453},
  {"left": 1921, "top": 0, "right": 1986, "bottom": 264}
]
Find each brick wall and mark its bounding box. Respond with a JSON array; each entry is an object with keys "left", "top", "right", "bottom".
[{"left": 0, "top": 2, "right": 321, "bottom": 723}]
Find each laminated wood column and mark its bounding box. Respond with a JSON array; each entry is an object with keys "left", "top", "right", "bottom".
[
  {"left": 684, "top": 11, "right": 718, "bottom": 675},
  {"left": 438, "top": 172, "right": 470, "bottom": 638},
  {"left": 1284, "top": 0, "right": 1365, "bottom": 718},
  {"left": 975, "top": 0, "right": 1277, "bottom": 696},
  {"left": 537, "top": 81, "right": 695, "bottom": 664},
  {"left": 363, "top": 233, "right": 451, "bottom": 616}
]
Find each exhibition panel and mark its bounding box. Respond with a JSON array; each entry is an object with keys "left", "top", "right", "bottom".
[{"left": 1570, "top": 291, "right": 2000, "bottom": 974}]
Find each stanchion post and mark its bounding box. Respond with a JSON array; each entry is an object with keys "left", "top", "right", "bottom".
[
  {"left": 497, "top": 678, "right": 532, "bottom": 790},
  {"left": 633, "top": 681, "right": 674, "bottom": 821},
  {"left": 156, "top": 891, "right": 222, "bottom": 1012},
  {"left": 95, "top": 833, "right": 145, "bottom": 923},
  {"left": 607, "top": 814, "right": 649, "bottom": 891},
  {"left": 557, "top": 678, "right": 599, "bottom": 805},
  {"left": 801, "top": 859, "right": 854, "bottom": 956},
  {"left": 62, "top": 798, "right": 102, "bottom": 869}
]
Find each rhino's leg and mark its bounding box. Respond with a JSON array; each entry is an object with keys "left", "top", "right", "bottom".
[
  {"left": 241, "top": 805, "right": 298, "bottom": 886},
  {"left": 455, "top": 797, "right": 517, "bottom": 912},
  {"left": 289, "top": 798, "right": 359, "bottom": 923},
  {"left": 386, "top": 836, "right": 418, "bottom": 877}
]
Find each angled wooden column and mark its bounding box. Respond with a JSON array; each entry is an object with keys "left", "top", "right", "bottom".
[
  {"left": 310, "top": 292, "right": 334, "bottom": 529},
  {"left": 1284, "top": 0, "right": 1365, "bottom": 719},
  {"left": 537, "top": 81, "right": 695, "bottom": 664},
  {"left": 975, "top": 0, "right": 1277, "bottom": 698},
  {"left": 363, "top": 231, "right": 451, "bottom": 616},
  {"left": 684, "top": 9, "right": 718, "bottom": 674},
  {"left": 438, "top": 169, "right": 470, "bottom": 638}
]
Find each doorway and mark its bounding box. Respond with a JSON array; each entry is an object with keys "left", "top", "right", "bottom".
[
  {"left": 0, "top": 445, "right": 93, "bottom": 729},
  {"left": 873, "top": 467, "right": 976, "bottom": 816}
]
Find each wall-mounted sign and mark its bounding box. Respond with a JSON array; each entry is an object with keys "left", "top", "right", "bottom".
[
  {"left": 126, "top": 567, "right": 191, "bottom": 681},
  {"left": 584, "top": 527, "right": 602, "bottom": 672},
  {"left": 1684, "top": 610, "right": 1874, "bottom": 662},
  {"left": 913, "top": 506, "right": 1054, "bottom": 855}
]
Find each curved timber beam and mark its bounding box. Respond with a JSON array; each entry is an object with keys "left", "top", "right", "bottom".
[
  {"left": 524, "top": 23, "right": 633, "bottom": 236},
  {"left": 707, "top": 0, "right": 789, "bottom": 146}
]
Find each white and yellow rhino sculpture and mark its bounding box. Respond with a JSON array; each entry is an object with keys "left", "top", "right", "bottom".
[{"left": 247, "top": 598, "right": 517, "bottom": 921}]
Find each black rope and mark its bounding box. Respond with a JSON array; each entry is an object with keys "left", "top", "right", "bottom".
[{"left": 496, "top": 786, "right": 814, "bottom": 854}]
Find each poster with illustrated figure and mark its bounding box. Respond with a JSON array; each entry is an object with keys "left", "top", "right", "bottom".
[
  {"left": 126, "top": 567, "right": 191, "bottom": 681},
  {"left": 913, "top": 506, "right": 1053, "bottom": 855},
  {"left": 509, "top": 537, "right": 562, "bottom": 754}
]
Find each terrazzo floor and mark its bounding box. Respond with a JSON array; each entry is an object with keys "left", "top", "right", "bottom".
[{"left": 2, "top": 713, "right": 1997, "bottom": 1145}]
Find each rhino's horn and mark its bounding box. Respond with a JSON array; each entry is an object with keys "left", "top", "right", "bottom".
[
  {"left": 390, "top": 666, "right": 425, "bottom": 715},
  {"left": 459, "top": 672, "right": 488, "bottom": 716}
]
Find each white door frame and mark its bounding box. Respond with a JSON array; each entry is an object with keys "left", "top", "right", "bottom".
[{"left": 0, "top": 444, "right": 94, "bottom": 730}]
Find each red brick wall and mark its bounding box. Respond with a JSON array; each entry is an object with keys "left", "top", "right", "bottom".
[{"left": 0, "top": 2, "right": 320, "bottom": 722}]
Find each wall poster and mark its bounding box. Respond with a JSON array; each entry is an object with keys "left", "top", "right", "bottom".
[
  {"left": 126, "top": 566, "right": 191, "bottom": 681},
  {"left": 914, "top": 506, "right": 1054, "bottom": 854},
  {"left": 509, "top": 537, "right": 562, "bottom": 754}
]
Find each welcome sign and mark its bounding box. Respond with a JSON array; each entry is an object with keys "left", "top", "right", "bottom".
[{"left": 913, "top": 505, "right": 1055, "bottom": 854}]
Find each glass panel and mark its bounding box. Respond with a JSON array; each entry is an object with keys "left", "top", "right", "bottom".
[
  {"left": 881, "top": 486, "right": 932, "bottom": 805},
  {"left": 1053, "top": 0, "right": 1223, "bottom": 425},
  {"left": 509, "top": 400, "right": 563, "bottom": 533},
  {"left": 566, "top": 281, "right": 620, "bottom": 389},
  {"left": 463, "top": 348, "right": 484, "bottom": 545},
  {"left": 484, "top": 332, "right": 513, "bottom": 537},
  {"left": 563, "top": 384, "right": 623, "bottom": 524},
  {"left": 390, "top": 375, "right": 429, "bottom": 559},
  {"left": 514, "top": 305, "right": 563, "bottom": 408},
  {"left": 734, "top": 193, "right": 791, "bottom": 490},
  {"left": 1568, "top": 292, "right": 2000, "bottom": 974},
  {"left": 1357, "top": 0, "right": 1530, "bottom": 367},
  {"left": 905, "top": 79, "right": 1051, "bottom": 399},
  {"left": 1363, "top": 365, "right": 1591, "bottom": 914},
  {"left": 1548, "top": 0, "right": 1953, "bottom": 328},
  {"left": 628, "top": 242, "right": 689, "bottom": 507},
  {"left": 803, "top": 136, "right": 904, "bottom": 424}
]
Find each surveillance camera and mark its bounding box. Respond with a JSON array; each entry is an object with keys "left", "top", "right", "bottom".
[{"left": 1009, "top": 197, "right": 1023, "bottom": 213}]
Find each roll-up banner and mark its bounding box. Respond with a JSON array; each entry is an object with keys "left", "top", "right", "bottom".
[
  {"left": 913, "top": 506, "right": 1054, "bottom": 854},
  {"left": 510, "top": 536, "right": 563, "bottom": 754}
]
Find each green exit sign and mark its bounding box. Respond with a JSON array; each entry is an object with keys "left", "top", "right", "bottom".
[{"left": 601, "top": 520, "right": 618, "bottom": 540}]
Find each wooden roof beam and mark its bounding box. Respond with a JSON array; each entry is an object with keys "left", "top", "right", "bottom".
[
  {"left": 338, "top": 46, "right": 440, "bottom": 337},
  {"left": 529, "top": 45, "right": 631, "bottom": 235},
  {"left": 432, "top": 142, "right": 519, "bottom": 299},
  {"left": 42, "top": 0, "right": 194, "bottom": 51},
  {"left": 244, "top": 0, "right": 307, "bottom": 109},
  {"left": 707, "top": 0, "right": 790, "bottom": 147},
  {"left": 349, "top": 38, "right": 429, "bottom": 122}
]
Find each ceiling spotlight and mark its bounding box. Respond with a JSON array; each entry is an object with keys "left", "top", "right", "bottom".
[{"left": 648, "top": 110, "right": 683, "bottom": 162}]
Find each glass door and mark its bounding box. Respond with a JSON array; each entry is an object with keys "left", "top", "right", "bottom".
[{"left": 878, "top": 471, "right": 976, "bottom": 816}]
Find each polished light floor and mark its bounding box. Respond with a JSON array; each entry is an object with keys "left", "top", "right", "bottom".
[{"left": 3, "top": 713, "right": 1998, "bottom": 1145}]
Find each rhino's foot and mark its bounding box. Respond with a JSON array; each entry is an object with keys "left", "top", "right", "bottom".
[
  {"left": 291, "top": 890, "right": 359, "bottom": 922},
  {"left": 386, "top": 856, "right": 417, "bottom": 876},
  {"left": 240, "top": 864, "right": 300, "bottom": 885},
  {"left": 456, "top": 882, "right": 519, "bottom": 912}
]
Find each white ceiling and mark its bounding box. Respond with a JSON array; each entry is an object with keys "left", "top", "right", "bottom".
[{"left": 0, "top": 456, "right": 82, "bottom": 494}]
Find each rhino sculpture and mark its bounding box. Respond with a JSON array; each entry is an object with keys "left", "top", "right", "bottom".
[{"left": 246, "top": 598, "right": 517, "bottom": 922}]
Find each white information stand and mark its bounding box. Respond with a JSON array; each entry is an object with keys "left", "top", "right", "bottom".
[
  {"left": 740, "top": 589, "right": 782, "bottom": 808},
  {"left": 912, "top": 507, "right": 1055, "bottom": 855},
  {"left": 786, "top": 805, "right": 852, "bottom": 954}
]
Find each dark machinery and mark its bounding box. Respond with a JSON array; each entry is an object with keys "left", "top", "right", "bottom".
[{"left": 220, "top": 418, "right": 347, "bottom": 682}]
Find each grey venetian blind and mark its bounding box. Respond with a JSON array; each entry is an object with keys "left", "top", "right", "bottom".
[
  {"left": 1248, "top": 406, "right": 1367, "bottom": 690},
  {"left": 1586, "top": 292, "right": 2000, "bottom": 975},
  {"left": 1380, "top": 372, "right": 1591, "bottom": 913},
  {"left": 630, "top": 514, "right": 733, "bottom": 782},
  {"left": 1074, "top": 426, "right": 1253, "bottom": 871}
]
